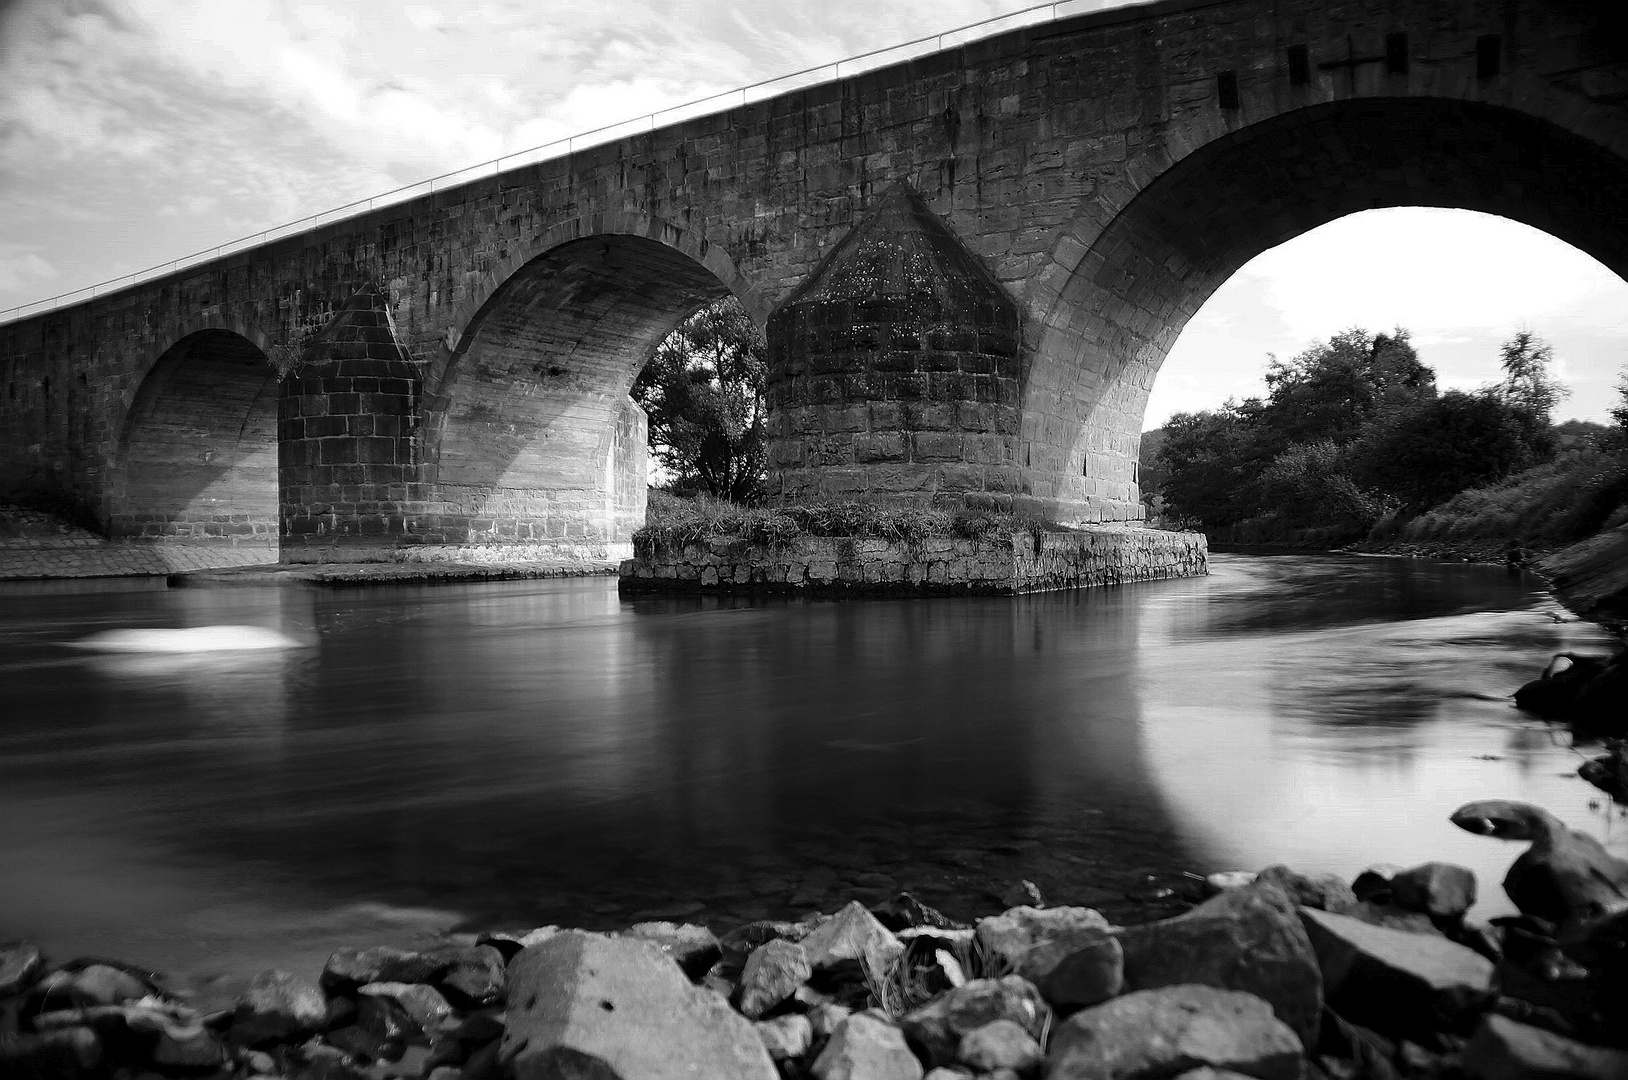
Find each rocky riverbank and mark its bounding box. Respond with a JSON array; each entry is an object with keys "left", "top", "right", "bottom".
[{"left": 5, "top": 808, "right": 1626, "bottom": 1080}]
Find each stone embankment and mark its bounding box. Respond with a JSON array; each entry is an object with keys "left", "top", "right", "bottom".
[
  {"left": 619, "top": 527, "right": 1208, "bottom": 596},
  {"left": 6, "top": 809, "right": 1626, "bottom": 1080}
]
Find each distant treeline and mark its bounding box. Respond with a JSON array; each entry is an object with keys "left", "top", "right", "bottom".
[{"left": 1142, "top": 328, "right": 1628, "bottom": 551}]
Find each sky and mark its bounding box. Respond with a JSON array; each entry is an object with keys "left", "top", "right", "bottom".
[{"left": 1, "top": 0, "right": 1624, "bottom": 429}]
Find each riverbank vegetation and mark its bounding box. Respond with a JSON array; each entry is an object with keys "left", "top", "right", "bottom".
[
  {"left": 1146, "top": 328, "right": 1628, "bottom": 557},
  {"left": 636, "top": 490, "right": 1064, "bottom": 551}
]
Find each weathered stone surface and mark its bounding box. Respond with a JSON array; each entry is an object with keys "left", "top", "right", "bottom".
[
  {"left": 1391, "top": 863, "right": 1478, "bottom": 921},
  {"left": 810, "top": 1002, "right": 854, "bottom": 1040},
  {"left": 323, "top": 946, "right": 451, "bottom": 993},
  {"left": 757, "top": 1013, "right": 814, "bottom": 1060},
  {"left": 720, "top": 920, "right": 811, "bottom": 971},
  {"left": 498, "top": 930, "right": 776, "bottom": 1080},
  {"left": 359, "top": 982, "right": 453, "bottom": 1040},
  {"left": 874, "top": 893, "right": 967, "bottom": 932},
  {"left": 1113, "top": 882, "right": 1322, "bottom": 1048},
  {"left": 0, "top": 942, "right": 41, "bottom": 996},
  {"left": 811, "top": 1011, "right": 924, "bottom": 1080},
  {"left": 1451, "top": 800, "right": 1628, "bottom": 928},
  {"left": 626, "top": 921, "right": 723, "bottom": 981},
  {"left": 923, "top": 1069, "right": 974, "bottom": 1080},
  {"left": 328, "top": 1022, "right": 405, "bottom": 1063},
  {"left": 1254, "top": 866, "right": 1358, "bottom": 914},
  {"left": 739, "top": 939, "right": 812, "bottom": 1018},
  {"left": 1047, "top": 985, "right": 1305, "bottom": 1080},
  {"left": 1031, "top": 928, "right": 1123, "bottom": 1009},
  {"left": 232, "top": 969, "right": 329, "bottom": 1046},
  {"left": 151, "top": 1015, "right": 230, "bottom": 1070},
  {"left": 897, "top": 976, "right": 1048, "bottom": 1068},
  {"left": 29, "top": 963, "right": 154, "bottom": 1009},
  {"left": 974, "top": 906, "right": 1112, "bottom": 977},
  {"left": 801, "top": 901, "right": 905, "bottom": 979},
  {"left": 437, "top": 944, "right": 506, "bottom": 1008},
  {"left": 956, "top": 1019, "right": 1041, "bottom": 1072},
  {"left": 1299, "top": 907, "right": 1496, "bottom": 1037},
  {"left": 1462, "top": 1013, "right": 1628, "bottom": 1080}
]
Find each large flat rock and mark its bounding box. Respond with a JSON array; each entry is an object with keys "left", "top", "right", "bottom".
[
  {"left": 498, "top": 930, "right": 777, "bottom": 1080},
  {"left": 1298, "top": 907, "right": 1495, "bottom": 1037}
]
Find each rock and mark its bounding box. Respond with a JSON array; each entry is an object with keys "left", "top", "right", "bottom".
[
  {"left": 810, "top": 1003, "right": 853, "bottom": 1040},
  {"left": 28, "top": 963, "right": 152, "bottom": 1009},
  {"left": 436, "top": 945, "right": 507, "bottom": 1008},
  {"left": 973, "top": 906, "right": 1111, "bottom": 976},
  {"left": 1343, "top": 901, "right": 1443, "bottom": 935},
  {"left": 1172, "top": 1071, "right": 1270, "bottom": 1080},
  {"left": 874, "top": 893, "right": 968, "bottom": 932},
  {"left": 1255, "top": 866, "right": 1358, "bottom": 914},
  {"left": 476, "top": 927, "right": 559, "bottom": 963},
  {"left": 897, "top": 976, "right": 1048, "bottom": 1069},
  {"left": 801, "top": 902, "right": 905, "bottom": 981},
  {"left": 498, "top": 929, "right": 776, "bottom": 1080},
  {"left": 1046, "top": 985, "right": 1304, "bottom": 1080},
  {"left": 232, "top": 969, "right": 329, "bottom": 1046},
  {"left": 0, "top": 942, "right": 42, "bottom": 996},
  {"left": 151, "top": 1015, "right": 230, "bottom": 1070},
  {"left": 1206, "top": 872, "right": 1259, "bottom": 895},
  {"left": 739, "top": 939, "right": 811, "bottom": 1018},
  {"left": 322, "top": 946, "right": 452, "bottom": 994},
  {"left": 1391, "top": 863, "right": 1478, "bottom": 922},
  {"left": 756, "top": 1014, "right": 814, "bottom": 1060},
  {"left": 923, "top": 1069, "right": 973, "bottom": 1080},
  {"left": 359, "top": 982, "right": 452, "bottom": 1040},
  {"left": 1461, "top": 1013, "right": 1628, "bottom": 1079},
  {"left": 1352, "top": 865, "right": 1402, "bottom": 905},
  {"left": 1450, "top": 800, "right": 1628, "bottom": 928},
  {"left": 811, "top": 1011, "right": 923, "bottom": 1080},
  {"left": 1113, "top": 880, "right": 1322, "bottom": 1048},
  {"left": 626, "top": 922, "right": 723, "bottom": 981},
  {"left": 0, "top": 1026, "right": 102, "bottom": 1077},
  {"left": 1299, "top": 907, "right": 1496, "bottom": 1038},
  {"left": 956, "top": 1019, "right": 1041, "bottom": 1072},
  {"left": 1033, "top": 929, "right": 1123, "bottom": 1009},
  {"left": 719, "top": 920, "right": 810, "bottom": 973}
]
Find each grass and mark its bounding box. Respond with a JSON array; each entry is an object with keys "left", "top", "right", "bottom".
[
  {"left": 635, "top": 491, "right": 1067, "bottom": 551},
  {"left": 1389, "top": 446, "right": 1628, "bottom": 550}
]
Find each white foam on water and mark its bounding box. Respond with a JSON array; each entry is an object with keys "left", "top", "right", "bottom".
[{"left": 70, "top": 625, "right": 307, "bottom": 653}]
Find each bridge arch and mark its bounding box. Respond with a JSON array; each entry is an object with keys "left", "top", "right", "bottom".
[
  {"left": 423, "top": 222, "right": 745, "bottom": 549},
  {"left": 1025, "top": 92, "right": 1628, "bottom": 523},
  {"left": 109, "top": 327, "right": 280, "bottom": 546}
]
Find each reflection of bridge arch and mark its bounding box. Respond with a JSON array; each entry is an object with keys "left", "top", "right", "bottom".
[
  {"left": 110, "top": 328, "right": 279, "bottom": 548},
  {"left": 1027, "top": 91, "right": 1628, "bottom": 522},
  {"left": 423, "top": 226, "right": 743, "bottom": 549}
]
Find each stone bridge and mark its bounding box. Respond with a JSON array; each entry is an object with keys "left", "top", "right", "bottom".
[{"left": 2, "top": 0, "right": 1625, "bottom": 563}]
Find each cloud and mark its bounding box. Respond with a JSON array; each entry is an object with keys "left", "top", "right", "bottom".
[{"left": 0, "top": 242, "right": 58, "bottom": 294}]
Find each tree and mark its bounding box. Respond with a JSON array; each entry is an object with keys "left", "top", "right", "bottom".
[
  {"left": 633, "top": 298, "right": 768, "bottom": 501},
  {"left": 1611, "top": 365, "right": 1628, "bottom": 434},
  {"left": 1496, "top": 330, "right": 1567, "bottom": 460},
  {"left": 1349, "top": 389, "right": 1539, "bottom": 508},
  {"left": 1260, "top": 328, "right": 1434, "bottom": 450}
]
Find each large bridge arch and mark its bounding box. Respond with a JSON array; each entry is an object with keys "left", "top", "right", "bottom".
[
  {"left": 1025, "top": 92, "right": 1628, "bottom": 523},
  {"left": 109, "top": 328, "right": 280, "bottom": 547},
  {"left": 421, "top": 224, "right": 745, "bottom": 550}
]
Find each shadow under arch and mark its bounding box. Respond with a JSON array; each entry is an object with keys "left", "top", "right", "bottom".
[
  {"left": 110, "top": 328, "right": 279, "bottom": 546},
  {"left": 1024, "top": 96, "right": 1628, "bottom": 523},
  {"left": 424, "top": 231, "right": 739, "bottom": 546}
]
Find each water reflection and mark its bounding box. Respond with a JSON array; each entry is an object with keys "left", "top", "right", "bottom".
[{"left": 0, "top": 555, "right": 1622, "bottom": 986}]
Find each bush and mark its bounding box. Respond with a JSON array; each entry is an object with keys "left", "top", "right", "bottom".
[{"left": 1396, "top": 447, "right": 1628, "bottom": 548}]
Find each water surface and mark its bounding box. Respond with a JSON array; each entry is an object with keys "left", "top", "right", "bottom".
[{"left": 1, "top": 554, "right": 1621, "bottom": 989}]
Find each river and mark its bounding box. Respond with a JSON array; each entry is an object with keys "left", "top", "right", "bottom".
[{"left": 1, "top": 553, "right": 1622, "bottom": 998}]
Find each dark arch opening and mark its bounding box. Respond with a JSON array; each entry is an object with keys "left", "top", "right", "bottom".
[
  {"left": 1026, "top": 97, "right": 1628, "bottom": 523},
  {"left": 428, "top": 234, "right": 733, "bottom": 547},
  {"left": 112, "top": 329, "right": 279, "bottom": 547}
]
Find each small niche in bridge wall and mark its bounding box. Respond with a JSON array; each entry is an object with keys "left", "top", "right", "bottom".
[
  {"left": 764, "top": 181, "right": 1022, "bottom": 509},
  {"left": 112, "top": 329, "right": 278, "bottom": 545},
  {"left": 429, "top": 234, "right": 728, "bottom": 549}
]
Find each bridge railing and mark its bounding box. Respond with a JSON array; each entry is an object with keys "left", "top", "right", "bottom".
[{"left": 0, "top": 0, "right": 1129, "bottom": 325}]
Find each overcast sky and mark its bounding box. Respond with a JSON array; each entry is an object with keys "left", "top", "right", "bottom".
[{"left": 2, "top": 0, "right": 1623, "bottom": 429}]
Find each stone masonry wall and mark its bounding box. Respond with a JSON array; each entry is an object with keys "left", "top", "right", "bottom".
[{"left": 620, "top": 525, "right": 1207, "bottom": 595}]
